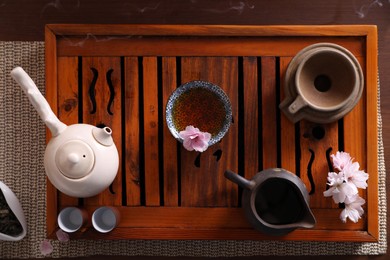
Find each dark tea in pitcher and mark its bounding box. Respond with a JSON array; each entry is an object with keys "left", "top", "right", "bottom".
[{"left": 172, "top": 87, "right": 227, "bottom": 136}]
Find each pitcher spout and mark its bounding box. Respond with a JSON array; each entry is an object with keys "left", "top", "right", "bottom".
[{"left": 297, "top": 204, "right": 316, "bottom": 229}]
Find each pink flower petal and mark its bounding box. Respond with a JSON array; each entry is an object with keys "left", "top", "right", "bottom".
[
  {"left": 56, "top": 229, "right": 70, "bottom": 242},
  {"left": 351, "top": 171, "right": 369, "bottom": 189},
  {"left": 348, "top": 209, "right": 361, "bottom": 223},
  {"left": 326, "top": 151, "right": 368, "bottom": 224},
  {"left": 179, "top": 125, "right": 211, "bottom": 152},
  {"left": 345, "top": 161, "right": 360, "bottom": 172},
  {"left": 323, "top": 186, "right": 335, "bottom": 197},
  {"left": 191, "top": 138, "right": 208, "bottom": 152},
  {"left": 40, "top": 239, "right": 53, "bottom": 256},
  {"left": 343, "top": 182, "right": 359, "bottom": 197},
  {"left": 345, "top": 194, "right": 365, "bottom": 205},
  {"left": 326, "top": 171, "right": 343, "bottom": 186},
  {"left": 340, "top": 208, "right": 348, "bottom": 223},
  {"left": 331, "top": 151, "right": 352, "bottom": 171},
  {"left": 179, "top": 125, "right": 199, "bottom": 138},
  {"left": 340, "top": 196, "right": 365, "bottom": 223},
  {"left": 183, "top": 138, "right": 195, "bottom": 151},
  {"left": 343, "top": 162, "right": 369, "bottom": 189},
  {"left": 203, "top": 132, "right": 211, "bottom": 141}
]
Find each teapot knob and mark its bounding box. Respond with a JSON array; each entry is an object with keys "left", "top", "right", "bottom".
[{"left": 67, "top": 153, "right": 80, "bottom": 164}]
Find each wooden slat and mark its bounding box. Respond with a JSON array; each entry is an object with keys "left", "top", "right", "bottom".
[
  {"left": 261, "top": 57, "right": 277, "bottom": 169},
  {"left": 65, "top": 227, "right": 375, "bottom": 242},
  {"left": 82, "top": 57, "right": 122, "bottom": 206},
  {"left": 115, "top": 207, "right": 251, "bottom": 229},
  {"left": 300, "top": 121, "right": 338, "bottom": 209},
  {"left": 53, "top": 204, "right": 371, "bottom": 241},
  {"left": 243, "top": 57, "right": 259, "bottom": 179},
  {"left": 143, "top": 57, "right": 160, "bottom": 206},
  {"left": 45, "top": 26, "right": 58, "bottom": 237},
  {"left": 162, "top": 57, "right": 179, "bottom": 206},
  {"left": 279, "top": 57, "right": 296, "bottom": 173},
  {"left": 58, "top": 37, "right": 365, "bottom": 58},
  {"left": 180, "top": 57, "right": 238, "bottom": 207},
  {"left": 343, "top": 56, "right": 371, "bottom": 236},
  {"left": 344, "top": 59, "right": 368, "bottom": 193},
  {"left": 365, "top": 28, "right": 379, "bottom": 240},
  {"left": 48, "top": 24, "right": 377, "bottom": 37},
  {"left": 344, "top": 56, "right": 367, "bottom": 201},
  {"left": 57, "top": 57, "right": 79, "bottom": 131},
  {"left": 57, "top": 56, "right": 80, "bottom": 207},
  {"left": 69, "top": 207, "right": 364, "bottom": 231},
  {"left": 124, "top": 57, "right": 141, "bottom": 206}
]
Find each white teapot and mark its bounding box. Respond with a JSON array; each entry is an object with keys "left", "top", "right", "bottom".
[{"left": 11, "top": 67, "right": 119, "bottom": 198}]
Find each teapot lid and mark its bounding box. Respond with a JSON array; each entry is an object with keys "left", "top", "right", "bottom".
[{"left": 55, "top": 140, "right": 95, "bottom": 179}]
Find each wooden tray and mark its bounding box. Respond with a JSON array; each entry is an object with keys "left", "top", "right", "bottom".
[{"left": 45, "top": 24, "right": 378, "bottom": 241}]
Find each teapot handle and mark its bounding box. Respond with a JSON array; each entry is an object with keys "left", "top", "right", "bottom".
[
  {"left": 224, "top": 170, "right": 256, "bottom": 190},
  {"left": 11, "top": 67, "right": 67, "bottom": 137}
]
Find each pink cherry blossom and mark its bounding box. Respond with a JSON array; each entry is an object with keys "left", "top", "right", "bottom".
[
  {"left": 340, "top": 195, "right": 365, "bottom": 223},
  {"left": 40, "top": 239, "right": 53, "bottom": 256},
  {"left": 325, "top": 151, "right": 368, "bottom": 224},
  {"left": 325, "top": 171, "right": 343, "bottom": 187},
  {"left": 56, "top": 229, "right": 70, "bottom": 242},
  {"left": 343, "top": 161, "right": 369, "bottom": 189},
  {"left": 323, "top": 171, "right": 358, "bottom": 204},
  {"left": 179, "top": 125, "right": 211, "bottom": 152},
  {"left": 331, "top": 151, "right": 353, "bottom": 171}
]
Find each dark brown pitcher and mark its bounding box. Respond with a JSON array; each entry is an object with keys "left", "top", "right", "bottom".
[{"left": 225, "top": 168, "right": 316, "bottom": 236}]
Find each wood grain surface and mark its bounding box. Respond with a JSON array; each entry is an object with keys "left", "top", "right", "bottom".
[{"left": 2, "top": 0, "right": 390, "bottom": 259}]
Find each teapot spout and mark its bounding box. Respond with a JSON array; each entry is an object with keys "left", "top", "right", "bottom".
[{"left": 92, "top": 126, "right": 114, "bottom": 146}]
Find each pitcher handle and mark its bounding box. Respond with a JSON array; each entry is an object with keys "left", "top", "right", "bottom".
[{"left": 224, "top": 170, "right": 256, "bottom": 190}]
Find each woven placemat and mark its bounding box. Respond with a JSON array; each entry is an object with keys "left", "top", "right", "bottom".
[{"left": 0, "top": 42, "right": 387, "bottom": 258}]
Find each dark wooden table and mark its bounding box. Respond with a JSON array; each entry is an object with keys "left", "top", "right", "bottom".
[{"left": 1, "top": 1, "right": 389, "bottom": 259}]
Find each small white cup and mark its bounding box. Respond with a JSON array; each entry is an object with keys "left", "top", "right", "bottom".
[
  {"left": 92, "top": 207, "right": 120, "bottom": 233},
  {"left": 57, "top": 207, "right": 87, "bottom": 233}
]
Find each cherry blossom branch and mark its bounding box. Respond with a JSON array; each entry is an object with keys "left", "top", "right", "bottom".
[{"left": 323, "top": 151, "right": 368, "bottom": 223}]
